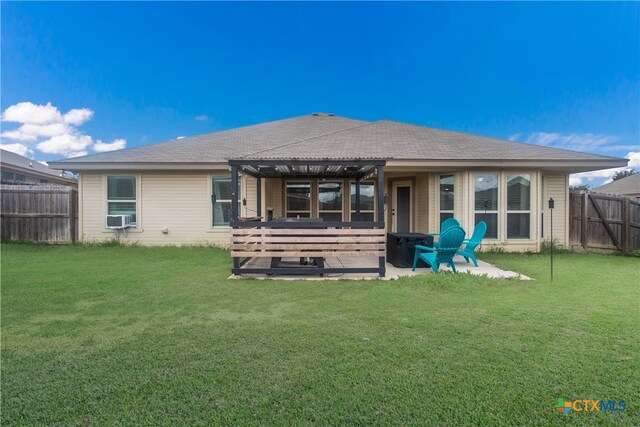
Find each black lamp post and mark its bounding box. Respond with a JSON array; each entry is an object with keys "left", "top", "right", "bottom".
[{"left": 548, "top": 198, "right": 555, "bottom": 281}]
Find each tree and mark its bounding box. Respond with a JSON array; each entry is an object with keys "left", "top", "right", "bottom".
[
  {"left": 611, "top": 169, "right": 636, "bottom": 181},
  {"left": 570, "top": 184, "right": 590, "bottom": 192}
]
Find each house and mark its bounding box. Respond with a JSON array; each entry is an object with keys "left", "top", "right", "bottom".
[
  {"left": 1, "top": 149, "right": 78, "bottom": 186},
  {"left": 49, "top": 113, "right": 627, "bottom": 276},
  {"left": 591, "top": 173, "right": 640, "bottom": 198}
]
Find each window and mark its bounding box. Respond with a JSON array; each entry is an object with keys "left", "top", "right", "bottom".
[
  {"left": 1, "top": 171, "right": 14, "bottom": 181},
  {"left": 286, "top": 182, "right": 311, "bottom": 218},
  {"left": 15, "top": 174, "right": 25, "bottom": 181},
  {"left": 474, "top": 173, "right": 499, "bottom": 239},
  {"left": 318, "top": 182, "right": 343, "bottom": 221},
  {"left": 107, "top": 176, "right": 137, "bottom": 224},
  {"left": 439, "top": 174, "right": 455, "bottom": 227},
  {"left": 212, "top": 175, "right": 241, "bottom": 226},
  {"left": 506, "top": 174, "right": 531, "bottom": 239},
  {"left": 350, "top": 182, "right": 375, "bottom": 222}
]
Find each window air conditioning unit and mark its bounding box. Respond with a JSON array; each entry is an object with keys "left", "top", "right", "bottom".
[{"left": 106, "top": 215, "right": 132, "bottom": 229}]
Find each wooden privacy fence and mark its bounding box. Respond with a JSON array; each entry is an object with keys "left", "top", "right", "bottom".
[
  {"left": 1, "top": 184, "right": 78, "bottom": 243},
  {"left": 569, "top": 191, "right": 640, "bottom": 253}
]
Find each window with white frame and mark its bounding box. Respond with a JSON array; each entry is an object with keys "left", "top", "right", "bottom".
[
  {"left": 107, "top": 176, "right": 137, "bottom": 224},
  {"left": 286, "top": 182, "right": 311, "bottom": 218},
  {"left": 506, "top": 173, "right": 531, "bottom": 239},
  {"left": 474, "top": 173, "right": 499, "bottom": 239},
  {"left": 318, "top": 181, "right": 343, "bottom": 221},
  {"left": 350, "top": 182, "right": 375, "bottom": 222},
  {"left": 212, "top": 175, "right": 241, "bottom": 226},
  {"left": 439, "top": 174, "right": 455, "bottom": 227}
]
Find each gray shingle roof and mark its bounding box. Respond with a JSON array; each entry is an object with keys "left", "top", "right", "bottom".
[
  {"left": 54, "top": 114, "right": 368, "bottom": 164},
  {"left": 592, "top": 173, "right": 640, "bottom": 195},
  {"left": 1, "top": 149, "right": 74, "bottom": 179},
  {"left": 238, "top": 119, "right": 620, "bottom": 161},
  {"left": 51, "top": 113, "right": 624, "bottom": 166}
]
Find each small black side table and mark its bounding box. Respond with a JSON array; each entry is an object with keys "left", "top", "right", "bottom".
[{"left": 386, "top": 233, "right": 434, "bottom": 268}]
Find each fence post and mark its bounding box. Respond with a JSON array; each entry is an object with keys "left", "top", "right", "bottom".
[
  {"left": 581, "top": 192, "right": 588, "bottom": 250},
  {"left": 69, "top": 189, "right": 77, "bottom": 244},
  {"left": 622, "top": 196, "right": 630, "bottom": 253}
]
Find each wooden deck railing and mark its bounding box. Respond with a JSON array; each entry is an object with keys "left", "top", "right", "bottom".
[{"left": 231, "top": 226, "right": 386, "bottom": 276}]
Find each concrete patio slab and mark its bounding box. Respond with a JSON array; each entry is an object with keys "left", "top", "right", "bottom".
[{"left": 230, "top": 256, "right": 531, "bottom": 281}]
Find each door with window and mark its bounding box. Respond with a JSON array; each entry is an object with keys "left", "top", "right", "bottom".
[{"left": 392, "top": 181, "right": 412, "bottom": 232}]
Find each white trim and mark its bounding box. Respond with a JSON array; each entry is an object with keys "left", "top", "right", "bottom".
[
  {"left": 317, "top": 180, "right": 344, "bottom": 221},
  {"left": 473, "top": 172, "right": 500, "bottom": 241},
  {"left": 347, "top": 180, "right": 376, "bottom": 221},
  {"left": 78, "top": 174, "right": 83, "bottom": 239},
  {"left": 104, "top": 174, "right": 141, "bottom": 229},
  {"left": 505, "top": 173, "right": 532, "bottom": 240},
  {"left": 392, "top": 180, "right": 413, "bottom": 232},
  {"left": 284, "top": 180, "right": 312, "bottom": 218},
  {"left": 436, "top": 173, "right": 456, "bottom": 231},
  {"left": 209, "top": 173, "right": 241, "bottom": 229}
]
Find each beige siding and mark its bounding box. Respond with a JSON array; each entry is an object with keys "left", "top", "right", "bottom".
[
  {"left": 415, "top": 173, "right": 429, "bottom": 233},
  {"left": 79, "top": 173, "right": 105, "bottom": 241},
  {"left": 542, "top": 174, "right": 569, "bottom": 247},
  {"left": 264, "top": 178, "right": 283, "bottom": 218},
  {"left": 78, "top": 169, "right": 568, "bottom": 251},
  {"left": 80, "top": 171, "right": 232, "bottom": 246},
  {"left": 242, "top": 175, "right": 258, "bottom": 217}
]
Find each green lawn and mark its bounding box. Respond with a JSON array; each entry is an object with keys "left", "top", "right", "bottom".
[{"left": 1, "top": 244, "right": 638, "bottom": 426}]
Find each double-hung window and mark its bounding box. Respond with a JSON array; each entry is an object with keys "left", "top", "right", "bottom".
[
  {"left": 212, "top": 175, "right": 241, "bottom": 226},
  {"left": 286, "top": 182, "right": 311, "bottom": 218},
  {"left": 474, "top": 173, "right": 499, "bottom": 239},
  {"left": 439, "top": 174, "right": 455, "bottom": 227},
  {"left": 318, "top": 182, "right": 343, "bottom": 221},
  {"left": 350, "top": 182, "right": 375, "bottom": 221},
  {"left": 506, "top": 173, "right": 531, "bottom": 239},
  {"left": 107, "top": 176, "right": 137, "bottom": 224}
]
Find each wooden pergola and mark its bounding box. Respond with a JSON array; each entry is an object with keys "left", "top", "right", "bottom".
[{"left": 228, "top": 158, "right": 387, "bottom": 277}]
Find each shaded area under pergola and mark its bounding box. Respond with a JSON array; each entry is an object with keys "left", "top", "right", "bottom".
[{"left": 227, "top": 158, "right": 387, "bottom": 277}]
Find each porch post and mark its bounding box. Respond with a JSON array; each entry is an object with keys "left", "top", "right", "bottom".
[
  {"left": 231, "top": 165, "right": 240, "bottom": 269},
  {"left": 256, "top": 175, "right": 262, "bottom": 219},
  {"left": 377, "top": 164, "right": 386, "bottom": 277},
  {"left": 355, "top": 178, "right": 361, "bottom": 221}
]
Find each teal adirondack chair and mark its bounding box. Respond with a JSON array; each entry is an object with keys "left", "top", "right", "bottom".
[
  {"left": 428, "top": 217, "right": 460, "bottom": 248},
  {"left": 456, "top": 221, "right": 487, "bottom": 267},
  {"left": 413, "top": 226, "right": 466, "bottom": 273}
]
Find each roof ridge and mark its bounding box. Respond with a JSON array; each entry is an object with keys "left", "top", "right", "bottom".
[
  {"left": 238, "top": 120, "right": 380, "bottom": 158},
  {"left": 376, "top": 119, "right": 625, "bottom": 161}
]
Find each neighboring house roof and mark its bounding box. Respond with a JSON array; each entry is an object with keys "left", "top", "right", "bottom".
[
  {"left": 49, "top": 113, "right": 627, "bottom": 172},
  {"left": 1, "top": 149, "right": 77, "bottom": 185},
  {"left": 591, "top": 173, "right": 640, "bottom": 196}
]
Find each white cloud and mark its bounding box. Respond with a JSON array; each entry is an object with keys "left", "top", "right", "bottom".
[
  {"left": 67, "top": 151, "right": 88, "bottom": 158},
  {"left": 195, "top": 115, "right": 209, "bottom": 121},
  {"left": 93, "top": 138, "right": 126, "bottom": 152},
  {"left": 627, "top": 151, "right": 640, "bottom": 168},
  {"left": 63, "top": 108, "right": 93, "bottom": 126},
  {"left": 37, "top": 134, "right": 93, "bottom": 157},
  {"left": 1, "top": 102, "right": 63, "bottom": 124},
  {"left": 512, "top": 132, "right": 623, "bottom": 153},
  {"left": 569, "top": 176, "right": 584, "bottom": 187},
  {"left": 1, "top": 123, "right": 70, "bottom": 141},
  {"left": 570, "top": 151, "right": 639, "bottom": 186},
  {"left": 1, "top": 102, "right": 126, "bottom": 158},
  {"left": 0, "top": 143, "right": 34, "bottom": 157},
  {"left": 176, "top": 136, "right": 186, "bottom": 140}
]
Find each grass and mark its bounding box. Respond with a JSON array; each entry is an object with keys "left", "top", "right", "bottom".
[{"left": 1, "top": 244, "right": 638, "bottom": 426}]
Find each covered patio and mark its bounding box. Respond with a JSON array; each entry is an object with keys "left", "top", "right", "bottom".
[
  {"left": 231, "top": 255, "right": 530, "bottom": 280},
  {"left": 228, "top": 158, "right": 388, "bottom": 277}
]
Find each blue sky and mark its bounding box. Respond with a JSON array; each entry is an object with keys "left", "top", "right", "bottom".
[{"left": 1, "top": 2, "right": 638, "bottom": 186}]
